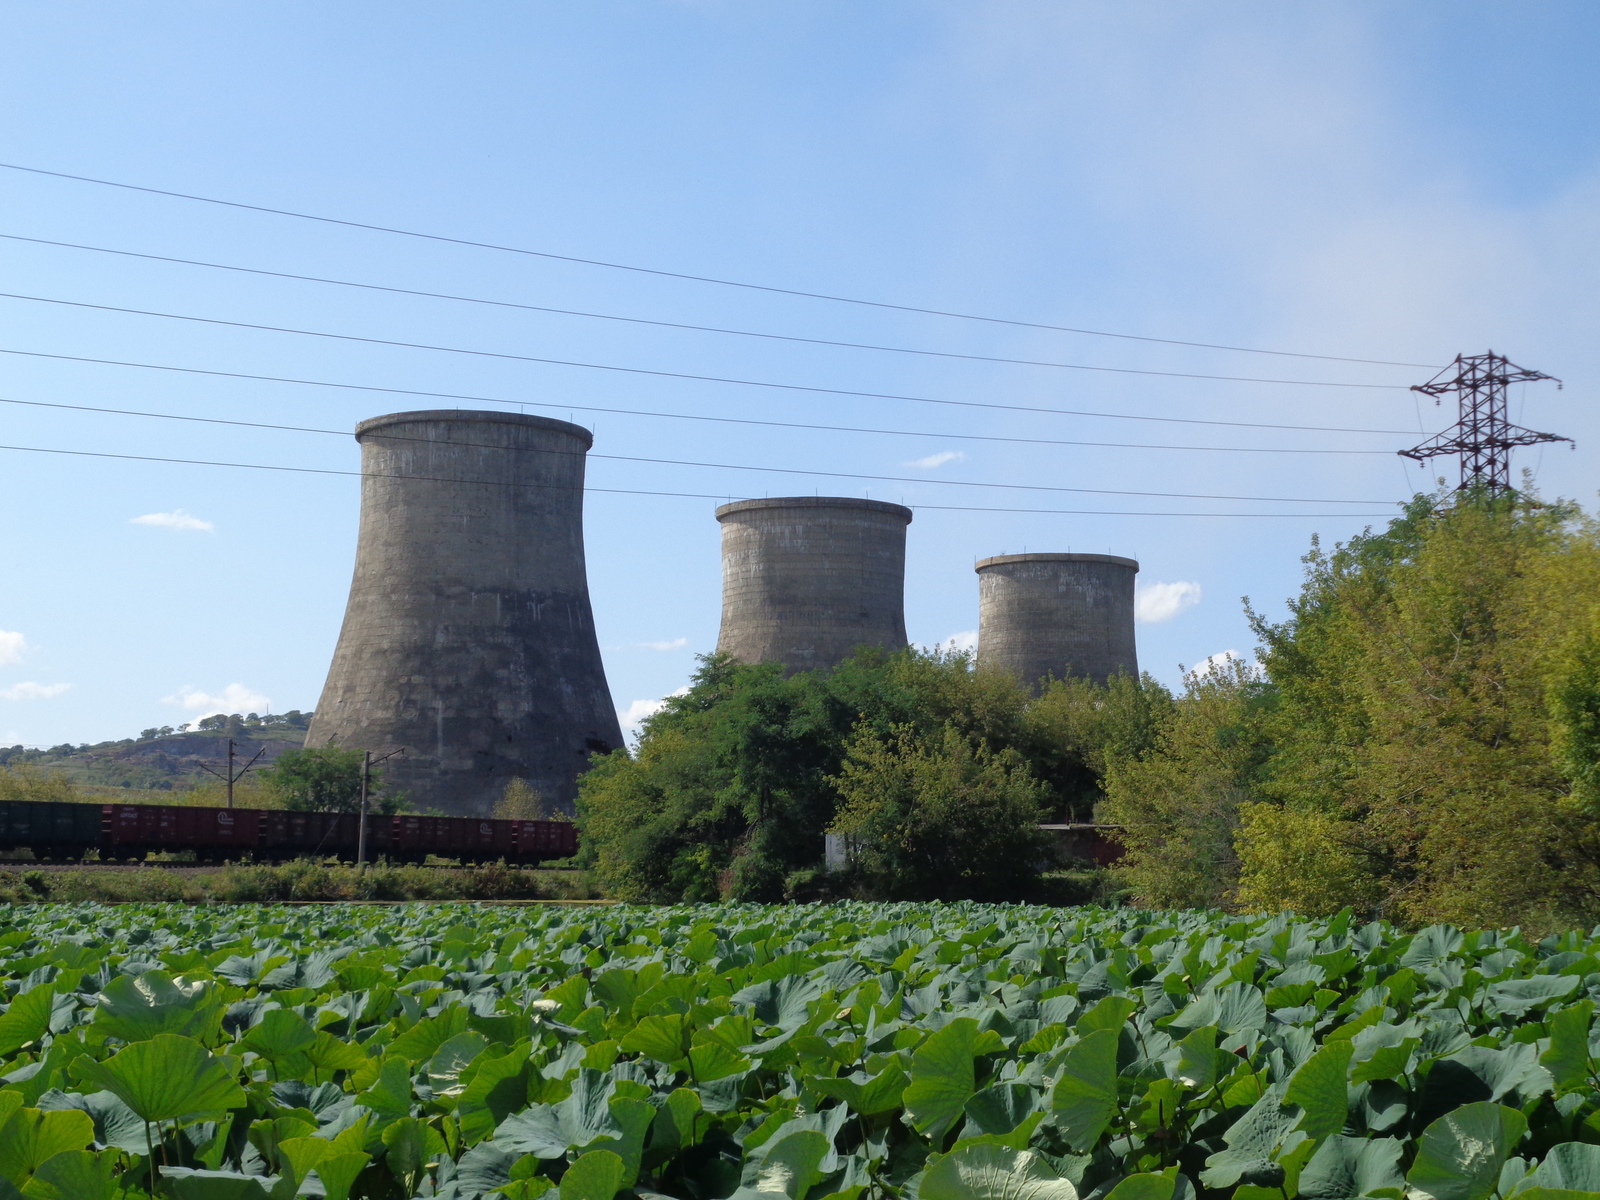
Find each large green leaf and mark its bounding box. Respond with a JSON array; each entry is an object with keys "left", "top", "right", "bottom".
[
  {"left": 381, "top": 1116, "right": 447, "bottom": 1197},
  {"left": 427, "top": 1031, "right": 490, "bottom": 1102},
  {"left": 1285, "top": 1040, "right": 1353, "bottom": 1141},
  {"left": 1541, "top": 1003, "right": 1595, "bottom": 1094},
  {"left": 0, "top": 1108, "right": 95, "bottom": 1188},
  {"left": 387, "top": 1006, "right": 470, "bottom": 1064},
  {"left": 1486, "top": 976, "right": 1580, "bottom": 1018},
  {"left": 238, "top": 1009, "right": 316, "bottom": 1063},
  {"left": 812, "top": 1061, "right": 908, "bottom": 1116},
  {"left": 1200, "top": 1087, "right": 1303, "bottom": 1190},
  {"left": 92, "top": 972, "right": 219, "bottom": 1044},
  {"left": 158, "top": 1167, "right": 285, "bottom": 1199},
  {"left": 560, "top": 1149, "right": 625, "bottom": 1200},
  {"left": 1075, "top": 997, "right": 1137, "bottom": 1034},
  {"left": 738, "top": 1128, "right": 830, "bottom": 1200},
  {"left": 72, "top": 1034, "right": 246, "bottom": 1123},
  {"left": 920, "top": 1144, "right": 1080, "bottom": 1200},
  {"left": 1050, "top": 1029, "right": 1120, "bottom": 1152},
  {"left": 1516, "top": 1143, "right": 1600, "bottom": 1193},
  {"left": 1299, "top": 1136, "right": 1404, "bottom": 1199},
  {"left": 460, "top": 1046, "right": 536, "bottom": 1145},
  {"left": 34, "top": 1090, "right": 147, "bottom": 1156},
  {"left": 0, "top": 985, "right": 55, "bottom": 1059},
  {"left": 1103, "top": 1172, "right": 1186, "bottom": 1200},
  {"left": 620, "top": 1014, "right": 690, "bottom": 1064},
  {"left": 1407, "top": 1102, "right": 1528, "bottom": 1200},
  {"left": 905, "top": 1017, "right": 981, "bottom": 1142},
  {"left": 1174, "top": 1026, "right": 1222, "bottom": 1093},
  {"left": 17, "top": 1150, "right": 116, "bottom": 1200}
]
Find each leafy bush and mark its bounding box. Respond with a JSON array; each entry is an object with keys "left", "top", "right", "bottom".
[
  {"left": 578, "top": 649, "right": 1164, "bottom": 903},
  {"left": 1101, "top": 488, "right": 1600, "bottom": 931},
  {"left": 0, "top": 765, "right": 79, "bottom": 804},
  {"left": 0, "top": 902, "right": 1595, "bottom": 1200},
  {"left": 829, "top": 723, "right": 1051, "bottom": 901},
  {"left": 258, "top": 746, "right": 403, "bottom": 814},
  {"left": 0, "top": 861, "right": 596, "bottom": 902}
]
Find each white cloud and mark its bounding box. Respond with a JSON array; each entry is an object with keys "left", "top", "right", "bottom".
[
  {"left": 0, "top": 682, "right": 71, "bottom": 701},
  {"left": 915, "top": 630, "right": 978, "bottom": 654},
  {"left": 165, "top": 683, "right": 271, "bottom": 716},
  {"left": 904, "top": 451, "right": 966, "bottom": 470},
  {"left": 619, "top": 686, "right": 691, "bottom": 742},
  {"left": 636, "top": 638, "right": 689, "bottom": 652},
  {"left": 1192, "top": 650, "right": 1244, "bottom": 678},
  {"left": 131, "top": 509, "right": 213, "bottom": 532},
  {"left": 0, "top": 630, "right": 24, "bottom": 666},
  {"left": 1136, "top": 581, "right": 1202, "bottom": 624}
]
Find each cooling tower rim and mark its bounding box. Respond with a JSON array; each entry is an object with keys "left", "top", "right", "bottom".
[
  {"left": 355, "top": 409, "right": 594, "bottom": 449},
  {"left": 975, "top": 552, "right": 1139, "bottom": 573},
  {"left": 715, "top": 496, "right": 913, "bottom": 523}
]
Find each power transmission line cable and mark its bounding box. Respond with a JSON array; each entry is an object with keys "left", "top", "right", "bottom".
[
  {"left": 0, "top": 232, "right": 1428, "bottom": 384},
  {"left": 0, "top": 348, "right": 1424, "bottom": 436},
  {"left": 0, "top": 441, "right": 1395, "bottom": 518},
  {"left": 0, "top": 395, "right": 1391, "bottom": 504},
  {"left": 0, "top": 364, "right": 1414, "bottom": 454},
  {"left": 0, "top": 291, "right": 1412, "bottom": 391},
  {"left": 0, "top": 161, "right": 1439, "bottom": 369}
]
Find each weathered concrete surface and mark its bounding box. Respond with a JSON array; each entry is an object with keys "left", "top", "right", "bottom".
[
  {"left": 975, "top": 553, "right": 1139, "bottom": 690},
  {"left": 715, "top": 497, "right": 912, "bottom": 672},
  {"left": 306, "top": 410, "right": 622, "bottom": 816}
]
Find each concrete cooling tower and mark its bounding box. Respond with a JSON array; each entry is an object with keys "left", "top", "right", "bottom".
[
  {"left": 976, "top": 553, "right": 1139, "bottom": 690},
  {"left": 306, "top": 410, "right": 623, "bottom": 816},
  {"left": 716, "top": 496, "right": 912, "bottom": 672}
]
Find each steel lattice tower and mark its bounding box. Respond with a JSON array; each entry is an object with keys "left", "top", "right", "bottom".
[{"left": 1400, "top": 351, "right": 1568, "bottom": 492}]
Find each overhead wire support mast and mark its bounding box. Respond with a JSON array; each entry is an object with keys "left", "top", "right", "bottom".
[
  {"left": 1399, "top": 352, "right": 1569, "bottom": 493},
  {"left": 196, "top": 737, "right": 267, "bottom": 809}
]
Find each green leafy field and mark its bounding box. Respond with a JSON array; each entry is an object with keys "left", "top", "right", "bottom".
[{"left": 0, "top": 902, "right": 1597, "bottom": 1200}]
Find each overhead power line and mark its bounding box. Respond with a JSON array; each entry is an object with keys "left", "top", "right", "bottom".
[
  {"left": 0, "top": 292, "right": 1411, "bottom": 391},
  {"left": 0, "top": 348, "right": 1424, "bottom": 437},
  {"left": 0, "top": 441, "right": 1398, "bottom": 519},
  {"left": 0, "top": 160, "right": 1437, "bottom": 370},
  {"left": 0, "top": 395, "right": 1393, "bottom": 505},
  {"left": 0, "top": 233, "right": 1431, "bottom": 383}
]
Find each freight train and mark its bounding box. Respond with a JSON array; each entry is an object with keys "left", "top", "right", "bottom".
[{"left": 0, "top": 801, "right": 579, "bottom": 864}]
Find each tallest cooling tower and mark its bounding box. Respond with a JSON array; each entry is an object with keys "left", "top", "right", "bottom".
[{"left": 306, "top": 410, "right": 623, "bottom": 817}]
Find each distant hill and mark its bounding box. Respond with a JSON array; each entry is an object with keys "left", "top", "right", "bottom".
[{"left": 0, "top": 711, "right": 311, "bottom": 794}]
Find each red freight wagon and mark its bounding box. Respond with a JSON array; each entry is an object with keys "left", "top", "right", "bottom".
[
  {"left": 469, "top": 818, "right": 518, "bottom": 859},
  {"left": 101, "top": 803, "right": 262, "bottom": 859},
  {"left": 390, "top": 815, "right": 464, "bottom": 861},
  {"left": 259, "top": 810, "right": 360, "bottom": 857},
  {"left": 514, "top": 820, "right": 578, "bottom": 860}
]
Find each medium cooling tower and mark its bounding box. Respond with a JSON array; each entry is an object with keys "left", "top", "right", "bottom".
[
  {"left": 305, "top": 410, "right": 623, "bottom": 816},
  {"left": 715, "top": 497, "right": 912, "bottom": 672},
  {"left": 976, "top": 553, "right": 1139, "bottom": 690}
]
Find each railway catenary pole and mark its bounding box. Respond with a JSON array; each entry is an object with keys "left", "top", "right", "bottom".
[
  {"left": 198, "top": 738, "right": 265, "bottom": 809},
  {"left": 357, "top": 747, "right": 404, "bottom": 867}
]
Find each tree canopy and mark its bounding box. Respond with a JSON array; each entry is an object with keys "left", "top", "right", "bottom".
[
  {"left": 1103, "top": 487, "right": 1600, "bottom": 931},
  {"left": 576, "top": 648, "right": 1163, "bottom": 902}
]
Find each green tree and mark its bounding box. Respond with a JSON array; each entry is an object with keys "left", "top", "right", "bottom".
[
  {"left": 0, "top": 764, "right": 79, "bottom": 804},
  {"left": 1099, "top": 656, "right": 1271, "bottom": 910},
  {"left": 1023, "top": 672, "right": 1175, "bottom": 819},
  {"left": 260, "top": 747, "right": 386, "bottom": 814},
  {"left": 494, "top": 777, "right": 560, "bottom": 821},
  {"left": 577, "top": 648, "right": 1044, "bottom": 902},
  {"left": 829, "top": 723, "right": 1051, "bottom": 900}
]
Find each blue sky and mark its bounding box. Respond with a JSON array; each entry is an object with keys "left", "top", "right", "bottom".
[{"left": 1, "top": 2, "right": 1597, "bottom": 746}]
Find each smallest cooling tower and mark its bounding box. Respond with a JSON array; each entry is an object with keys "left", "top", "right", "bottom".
[
  {"left": 976, "top": 553, "right": 1139, "bottom": 690},
  {"left": 716, "top": 497, "right": 912, "bottom": 672}
]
